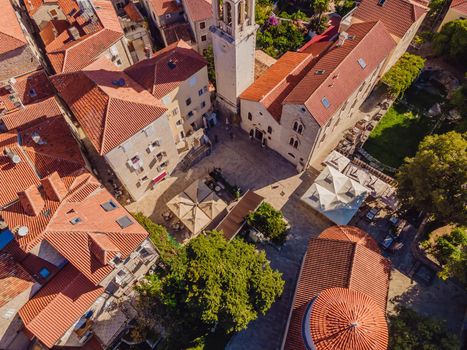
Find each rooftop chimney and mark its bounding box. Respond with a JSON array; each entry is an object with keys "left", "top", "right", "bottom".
[
  {"left": 41, "top": 172, "right": 68, "bottom": 202},
  {"left": 68, "top": 26, "right": 80, "bottom": 40},
  {"left": 18, "top": 185, "right": 45, "bottom": 216},
  {"left": 337, "top": 31, "right": 349, "bottom": 47},
  {"left": 3, "top": 147, "right": 21, "bottom": 164},
  {"left": 89, "top": 233, "right": 120, "bottom": 265}
]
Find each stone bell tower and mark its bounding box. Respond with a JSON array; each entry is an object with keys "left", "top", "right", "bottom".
[{"left": 210, "top": 0, "right": 257, "bottom": 116}]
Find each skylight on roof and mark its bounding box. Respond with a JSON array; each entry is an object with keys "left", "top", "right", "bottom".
[
  {"left": 357, "top": 58, "right": 367, "bottom": 69},
  {"left": 321, "top": 97, "right": 331, "bottom": 109},
  {"left": 101, "top": 200, "right": 118, "bottom": 212},
  {"left": 117, "top": 216, "right": 134, "bottom": 229},
  {"left": 70, "top": 217, "right": 82, "bottom": 225},
  {"left": 315, "top": 69, "right": 326, "bottom": 75},
  {"left": 377, "top": 0, "right": 386, "bottom": 6}
]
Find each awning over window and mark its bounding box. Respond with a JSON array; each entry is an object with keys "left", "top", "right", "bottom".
[{"left": 152, "top": 171, "right": 167, "bottom": 184}]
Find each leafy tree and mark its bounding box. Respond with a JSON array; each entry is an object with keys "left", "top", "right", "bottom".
[
  {"left": 396, "top": 131, "right": 467, "bottom": 225},
  {"left": 335, "top": 0, "right": 356, "bottom": 17},
  {"left": 203, "top": 46, "right": 216, "bottom": 88},
  {"left": 428, "top": 0, "right": 446, "bottom": 16},
  {"left": 381, "top": 53, "right": 425, "bottom": 97},
  {"left": 433, "top": 19, "right": 467, "bottom": 64},
  {"left": 431, "top": 226, "right": 467, "bottom": 283},
  {"left": 256, "top": 20, "right": 306, "bottom": 58},
  {"left": 450, "top": 76, "right": 467, "bottom": 115},
  {"left": 389, "top": 306, "right": 460, "bottom": 350},
  {"left": 138, "top": 231, "right": 284, "bottom": 347},
  {"left": 247, "top": 202, "right": 288, "bottom": 243},
  {"left": 311, "top": 0, "right": 330, "bottom": 32},
  {"left": 132, "top": 212, "right": 179, "bottom": 263}
]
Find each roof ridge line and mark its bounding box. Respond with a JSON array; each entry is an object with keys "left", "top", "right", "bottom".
[
  {"left": 99, "top": 93, "right": 112, "bottom": 155},
  {"left": 346, "top": 242, "right": 358, "bottom": 288},
  {"left": 260, "top": 52, "right": 314, "bottom": 103},
  {"left": 303, "top": 21, "right": 382, "bottom": 106}
]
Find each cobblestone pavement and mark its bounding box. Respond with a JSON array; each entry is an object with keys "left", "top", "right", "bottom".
[{"left": 127, "top": 125, "right": 332, "bottom": 350}]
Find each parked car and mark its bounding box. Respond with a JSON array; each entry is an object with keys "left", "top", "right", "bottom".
[{"left": 381, "top": 234, "right": 395, "bottom": 250}]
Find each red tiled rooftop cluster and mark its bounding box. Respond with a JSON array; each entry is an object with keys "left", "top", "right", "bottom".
[{"left": 282, "top": 225, "right": 390, "bottom": 350}]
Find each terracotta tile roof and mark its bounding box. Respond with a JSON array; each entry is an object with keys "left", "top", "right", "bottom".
[
  {"left": 0, "top": 97, "right": 62, "bottom": 131},
  {"left": 47, "top": 28, "right": 124, "bottom": 73},
  {"left": 52, "top": 57, "right": 168, "bottom": 154},
  {"left": 0, "top": 114, "right": 85, "bottom": 208},
  {"left": 451, "top": 0, "right": 467, "bottom": 13},
  {"left": 240, "top": 52, "right": 317, "bottom": 121},
  {"left": 306, "top": 288, "right": 388, "bottom": 350},
  {"left": 183, "top": 0, "right": 213, "bottom": 22},
  {"left": 124, "top": 2, "right": 144, "bottom": 22},
  {"left": 39, "top": 20, "right": 70, "bottom": 47},
  {"left": 19, "top": 264, "right": 104, "bottom": 349},
  {"left": 0, "top": 132, "right": 41, "bottom": 207},
  {"left": 41, "top": 171, "right": 68, "bottom": 202},
  {"left": 93, "top": 0, "right": 124, "bottom": 34},
  {"left": 18, "top": 184, "right": 45, "bottom": 216},
  {"left": 0, "top": 0, "right": 27, "bottom": 54},
  {"left": 12, "top": 70, "right": 56, "bottom": 106},
  {"left": 25, "top": 0, "right": 59, "bottom": 16},
  {"left": 125, "top": 40, "right": 207, "bottom": 99},
  {"left": 216, "top": 191, "right": 264, "bottom": 241},
  {"left": 0, "top": 252, "right": 35, "bottom": 308},
  {"left": 283, "top": 229, "right": 390, "bottom": 350},
  {"left": 319, "top": 225, "right": 381, "bottom": 252},
  {"left": 149, "top": 0, "right": 182, "bottom": 17},
  {"left": 353, "top": 0, "right": 428, "bottom": 39},
  {"left": 162, "top": 22, "right": 194, "bottom": 45},
  {"left": 284, "top": 21, "right": 396, "bottom": 126}
]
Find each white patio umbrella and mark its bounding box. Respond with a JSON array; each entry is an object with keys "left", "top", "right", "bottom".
[
  {"left": 180, "top": 206, "right": 211, "bottom": 234},
  {"left": 199, "top": 192, "right": 227, "bottom": 219},
  {"left": 184, "top": 180, "right": 212, "bottom": 203},
  {"left": 167, "top": 192, "right": 194, "bottom": 218}
]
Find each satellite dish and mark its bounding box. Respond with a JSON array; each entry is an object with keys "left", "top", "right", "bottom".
[
  {"left": 17, "top": 226, "right": 29, "bottom": 237},
  {"left": 11, "top": 154, "right": 21, "bottom": 164}
]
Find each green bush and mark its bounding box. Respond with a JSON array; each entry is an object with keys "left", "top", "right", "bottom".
[
  {"left": 247, "top": 202, "right": 288, "bottom": 244},
  {"left": 382, "top": 53, "right": 425, "bottom": 97},
  {"left": 132, "top": 212, "right": 179, "bottom": 263},
  {"left": 433, "top": 19, "right": 467, "bottom": 64}
]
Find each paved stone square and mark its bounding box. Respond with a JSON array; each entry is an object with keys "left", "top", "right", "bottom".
[{"left": 127, "top": 125, "right": 333, "bottom": 349}]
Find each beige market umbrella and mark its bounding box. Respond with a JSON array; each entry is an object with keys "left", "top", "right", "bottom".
[
  {"left": 184, "top": 180, "right": 212, "bottom": 203},
  {"left": 180, "top": 206, "right": 211, "bottom": 234},
  {"left": 167, "top": 192, "right": 194, "bottom": 218},
  {"left": 199, "top": 192, "right": 227, "bottom": 219}
]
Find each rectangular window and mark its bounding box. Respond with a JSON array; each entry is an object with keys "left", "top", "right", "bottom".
[
  {"left": 201, "top": 35, "right": 207, "bottom": 42},
  {"left": 172, "top": 107, "right": 179, "bottom": 115},
  {"left": 321, "top": 97, "right": 330, "bottom": 109},
  {"left": 140, "top": 176, "right": 149, "bottom": 182},
  {"left": 203, "top": 85, "right": 208, "bottom": 93},
  {"left": 176, "top": 119, "right": 183, "bottom": 125},
  {"left": 201, "top": 101, "right": 206, "bottom": 109},
  {"left": 188, "top": 111, "right": 194, "bottom": 117},
  {"left": 200, "top": 21, "right": 206, "bottom": 29},
  {"left": 198, "top": 89, "right": 203, "bottom": 96},
  {"left": 186, "top": 98, "right": 192, "bottom": 106},
  {"left": 29, "top": 89, "right": 37, "bottom": 97}
]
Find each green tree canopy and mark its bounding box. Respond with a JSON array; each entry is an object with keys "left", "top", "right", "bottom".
[
  {"left": 433, "top": 19, "right": 467, "bottom": 64},
  {"left": 256, "top": 20, "right": 306, "bottom": 58},
  {"left": 431, "top": 226, "right": 467, "bottom": 283},
  {"left": 247, "top": 202, "right": 288, "bottom": 243},
  {"left": 396, "top": 131, "right": 467, "bottom": 225},
  {"left": 381, "top": 53, "right": 426, "bottom": 97},
  {"left": 450, "top": 76, "right": 467, "bottom": 115},
  {"left": 389, "top": 306, "right": 460, "bottom": 350},
  {"left": 203, "top": 46, "right": 216, "bottom": 88},
  {"left": 138, "top": 231, "right": 284, "bottom": 346}
]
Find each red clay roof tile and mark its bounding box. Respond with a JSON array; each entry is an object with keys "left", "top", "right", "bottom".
[
  {"left": 0, "top": 0, "right": 27, "bottom": 54},
  {"left": 124, "top": 2, "right": 144, "bottom": 22},
  {"left": 41, "top": 171, "right": 68, "bottom": 201},
  {"left": 125, "top": 40, "right": 207, "bottom": 99},
  {"left": 306, "top": 288, "right": 388, "bottom": 350},
  {"left": 451, "top": 0, "right": 467, "bottom": 13},
  {"left": 18, "top": 184, "right": 45, "bottom": 216},
  {"left": 284, "top": 21, "right": 395, "bottom": 126},
  {"left": 183, "top": 0, "right": 213, "bottom": 22},
  {"left": 283, "top": 227, "right": 390, "bottom": 350},
  {"left": 319, "top": 225, "right": 381, "bottom": 253},
  {"left": 19, "top": 264, "right": 104, "bottom": 349},
  {"left": 353, "top": 0, "right": 428, "bottom": 39},
  {"left": 149, "top": 0, "right": 182, "bottom": 16},
  {"left": 0, "top": 252, "right": 35, "bottom": 308},
  {"left": 52, "top": 57, "right": 168, "bottom": 155}
]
